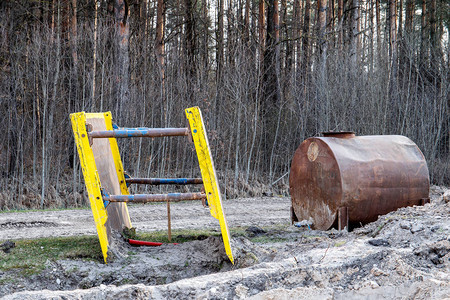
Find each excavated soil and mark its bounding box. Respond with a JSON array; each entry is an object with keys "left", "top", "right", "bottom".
[{"left": 0, "top": 188, "right": 449, "bottom": 299}]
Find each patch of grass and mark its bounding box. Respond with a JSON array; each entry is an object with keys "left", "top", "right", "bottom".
[
  {"left": 136, "top": 228, "right": 221, "bottom": 244},
  {"left": 229, "top": 227, "right": 248, "bottom": 237},
  {"left": 0, "top": 235, "right": 102, "bottom": 275},
  {"left": 245, "top": 252, "right": 259, "bottom": 264},
  {"left": 250, "top": 236, "right": 289, "bottom": 243},
  {"left": 302, "top": 234, "right": 327, "bottom": 240},
  {"left": 0, "top": 223, "right": 301, "bottom": 277},
  {"left": 0, "top": 277, "right": 16, "bottom": 285},
  {"left": 334, "top": 241, "right": 347, "bottom": 247},
  {"left": 134, "top": 224, "right": 292, "bottom": 244}
]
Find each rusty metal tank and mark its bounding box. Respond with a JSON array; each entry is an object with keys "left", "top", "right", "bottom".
[{"left": 289, "top": 132, "right": 430, "bottom": 230}]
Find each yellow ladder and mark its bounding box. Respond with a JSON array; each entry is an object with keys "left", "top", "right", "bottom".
[{"left": 70, "top": 107, "right": 233, "bottom": 264}]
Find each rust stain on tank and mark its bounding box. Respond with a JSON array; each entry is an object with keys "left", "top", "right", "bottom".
[{"left": 289, "top": 133, "right": 430, "bottom": 230}]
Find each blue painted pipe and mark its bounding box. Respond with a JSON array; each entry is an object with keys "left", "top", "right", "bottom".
[
  {"left": 103, "top": 192, "right": 206, "bottom": 203},
  {"left": 125, "top": 178, "right": 203, "bottom": 185},
  {"left": 89, "top": 128, "right": 189, "bottom": 138}
]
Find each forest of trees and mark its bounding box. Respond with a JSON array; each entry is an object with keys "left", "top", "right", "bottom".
[{"left": 0, "top": 0, "right": 448, "bottom": 209}]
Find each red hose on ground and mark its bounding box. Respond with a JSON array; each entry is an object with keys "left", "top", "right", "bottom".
[{"left": 128, "top": 239, "right": 178, "bottom": 247}]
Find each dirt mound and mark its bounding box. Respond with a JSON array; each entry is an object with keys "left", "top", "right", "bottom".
[{"left": 1, "top": 188, "right": 449, "bottom": 299}]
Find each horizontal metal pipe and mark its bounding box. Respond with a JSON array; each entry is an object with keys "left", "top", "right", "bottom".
[
  {"left": 103, "top": 192, "right": 206, "bottom": 203},
  {"left": 89, "top": 128, "right": 189, "bottom": 138},
  {"left": 125, "top": 178, "right": 203, "bottom": 185}
]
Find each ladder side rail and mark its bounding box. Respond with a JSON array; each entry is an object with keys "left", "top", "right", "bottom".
[
  {"left": 185, "top": 106, "right": 234, "bottom": 264},
  {"left": 70, "top": 112, "right": 110, "bottom": 263}
]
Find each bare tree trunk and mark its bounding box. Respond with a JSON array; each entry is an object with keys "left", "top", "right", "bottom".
[
  {"left": 328, "top": 0, "right": 335, "bottom": 47},
  {"left": 317, "top": 0, "right": 328, "bottom": 128},
  {"left": 397, "top": 0, "right": 403, "bottom": 40},
  {"left": 244, "top": 0, "right": 250, "bottom": 44},
  {"left": 201, "top": 0, "right": 208, "bottom": 71},
  {"left": 51, "top": 0, "right": 56, "bottom": 42},
  {"left": 357, "top": 0, "right": 361, "bottom": 61},
  {"left": 302, "top": 0, "right": 311, "bottom": 82},
  {"left": 70, "top": 0, "right": 77, "bottom": 70},
  {"left": 369, "top": 0, "right": 374, "bottom": 72},
  {"left": 280, "top": 0, "right": 286, "bottom": 68},
  {"left": 217, "top": 0, "right": 224, "bottom": 77},
  {"left": 398, "top": 0, "right": 405, "bottom": 78},
  {"left": 70, "top": 0, "right": 78, "bottom": 112},
  {"left": 281, "top": 0, "right": 292, "bottom": 85},
  {"left": 429, "top": 0, "right": 438, "bottom": 69},
  {"left": 376, "top": 0, "right": 381, "bottom": 62},
  {"left": 389, "top": 0, "right": 398, "bottom": 90},
  {"left": 258, "top": 0, "right": 265, "bottom": 63},
  {"left": 184, "top": 0, "right": 195, "bottom": 70},
  {"left": 114, "top": 0, "right": 130, "bottom": 117},
  {"left": 338, "top": 0, "right": 344, "bottom": 51},
  {"left": 156, "top": 0, "right": 165, "bottom": 85},
  {"left": 420, "top": 0, "right": 427, "bottom": 66},
  {"left": 92, "top": 0, "right": 98, "bottom": 106},
  {"left": 294, "top": 0, "right": 302, "bottom": 73},
  {"left": 318, "top": 0, "right": 327, "bottom": 75},
  {"left": 226, "top": 0, "right": 235, "bottom": 67},
  {"left": 350, "top": 0, "right": 359, "bottom": 70},
  {"left": 389, "top": 0, "right": 397, "bottom": 59},
  {"left": 405, "top": 0, "right": 414, "bottom": 33},
  {"left": 262, "top": 0, "right": 281, "bottom": 171},
  {"left": 263, "top": 0, "right": 281, "bottom": 107},
  {"left": 42, "top": 0, "right": 61, "bottom": 208}
]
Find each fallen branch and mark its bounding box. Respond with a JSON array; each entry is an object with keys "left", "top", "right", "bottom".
[
  {"left": 371, "top": 218, "right": 392, "bottom": 238},
  {"left": 318, "top": 243, "right": 331, "bottom": 263}
]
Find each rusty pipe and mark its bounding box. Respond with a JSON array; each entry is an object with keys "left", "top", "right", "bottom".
[
  {"left": 89, "top": 128, "right": 189, "bottom": 138},
  {"left": 125, "top": 178, "right": 203, "bottom": 185},
  {"left": 103, "top": 192, "right": 206, "bottom": 203}
]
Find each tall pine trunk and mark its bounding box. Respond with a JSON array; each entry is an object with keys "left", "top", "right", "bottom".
[
  {"left": 389, "top": 0, "right": 398, "bottom": 97},
  {"left": 302, "top": 0, "right": 311, "bottom": 83},
  {"left": 263, "top": 0, "right": 280, "bottom": 107},
  {"left": 294, "top": 0, "right": 302, "bottom": 74},
  {"left": 338, "top": 0, "right": 344, "bottom": 51},
  {"left": 114, "top": 0, "right": 130, "bottom": 117},
  {"left": 184, "top": 0, "right": 195, "bottom": 78},
  {"left": 258, "top": 0, "right": 265, "bottom": 63},
  {"left": 350, "top": 0, "right": 359, "bottom": 71},
  {"left": 318, "top": 0, "right": 327, "bottom": 75},
  {"left": 217, "top": 0, "right": 224, "bottom": 78},
  {"left": 156, "top": 0, "right": 165, "bottom": 86}
]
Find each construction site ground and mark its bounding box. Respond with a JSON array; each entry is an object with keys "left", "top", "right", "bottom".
[{"left": 0, "top": 187, "right": 449, "bottom": 299}]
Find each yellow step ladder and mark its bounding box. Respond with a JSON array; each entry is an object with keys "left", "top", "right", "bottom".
[{"left": 70, "top": 107, "right": 233, "bottom": 264}]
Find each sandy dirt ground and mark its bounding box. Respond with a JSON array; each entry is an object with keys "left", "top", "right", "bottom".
[
  {"left": 0, "top": 197, "right": 290, "bottom": 240},
  {"left": 1, "top": 188, "right": 449, "bottom": 299}
]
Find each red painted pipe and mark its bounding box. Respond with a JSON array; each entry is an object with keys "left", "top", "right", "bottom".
[{"left": 128, "top": 239, "right": 178, "bottom": 247}]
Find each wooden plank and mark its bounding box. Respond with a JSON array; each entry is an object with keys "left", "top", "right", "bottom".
[{"left": 85, "top": 113, "right": 132, "bottom": 237}]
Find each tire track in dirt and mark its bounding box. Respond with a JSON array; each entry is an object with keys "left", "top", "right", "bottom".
[{"left": 0, "top": 197, "right": 290, "bottom": 241}]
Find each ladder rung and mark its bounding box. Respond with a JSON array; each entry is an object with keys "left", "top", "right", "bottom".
[
  {"left": 89, "top": 128, "right": 189, "bottom": 138},
  {"left": 103, "top": 192, "right": 206, "bottom": 203},
  {"left": 125, "top": 178, "right": 203, "bottom": 185}
]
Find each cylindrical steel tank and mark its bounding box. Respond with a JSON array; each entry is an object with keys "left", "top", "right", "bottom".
[{"left": 289, "top": 133, "right": 429, "bottom": 230}]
